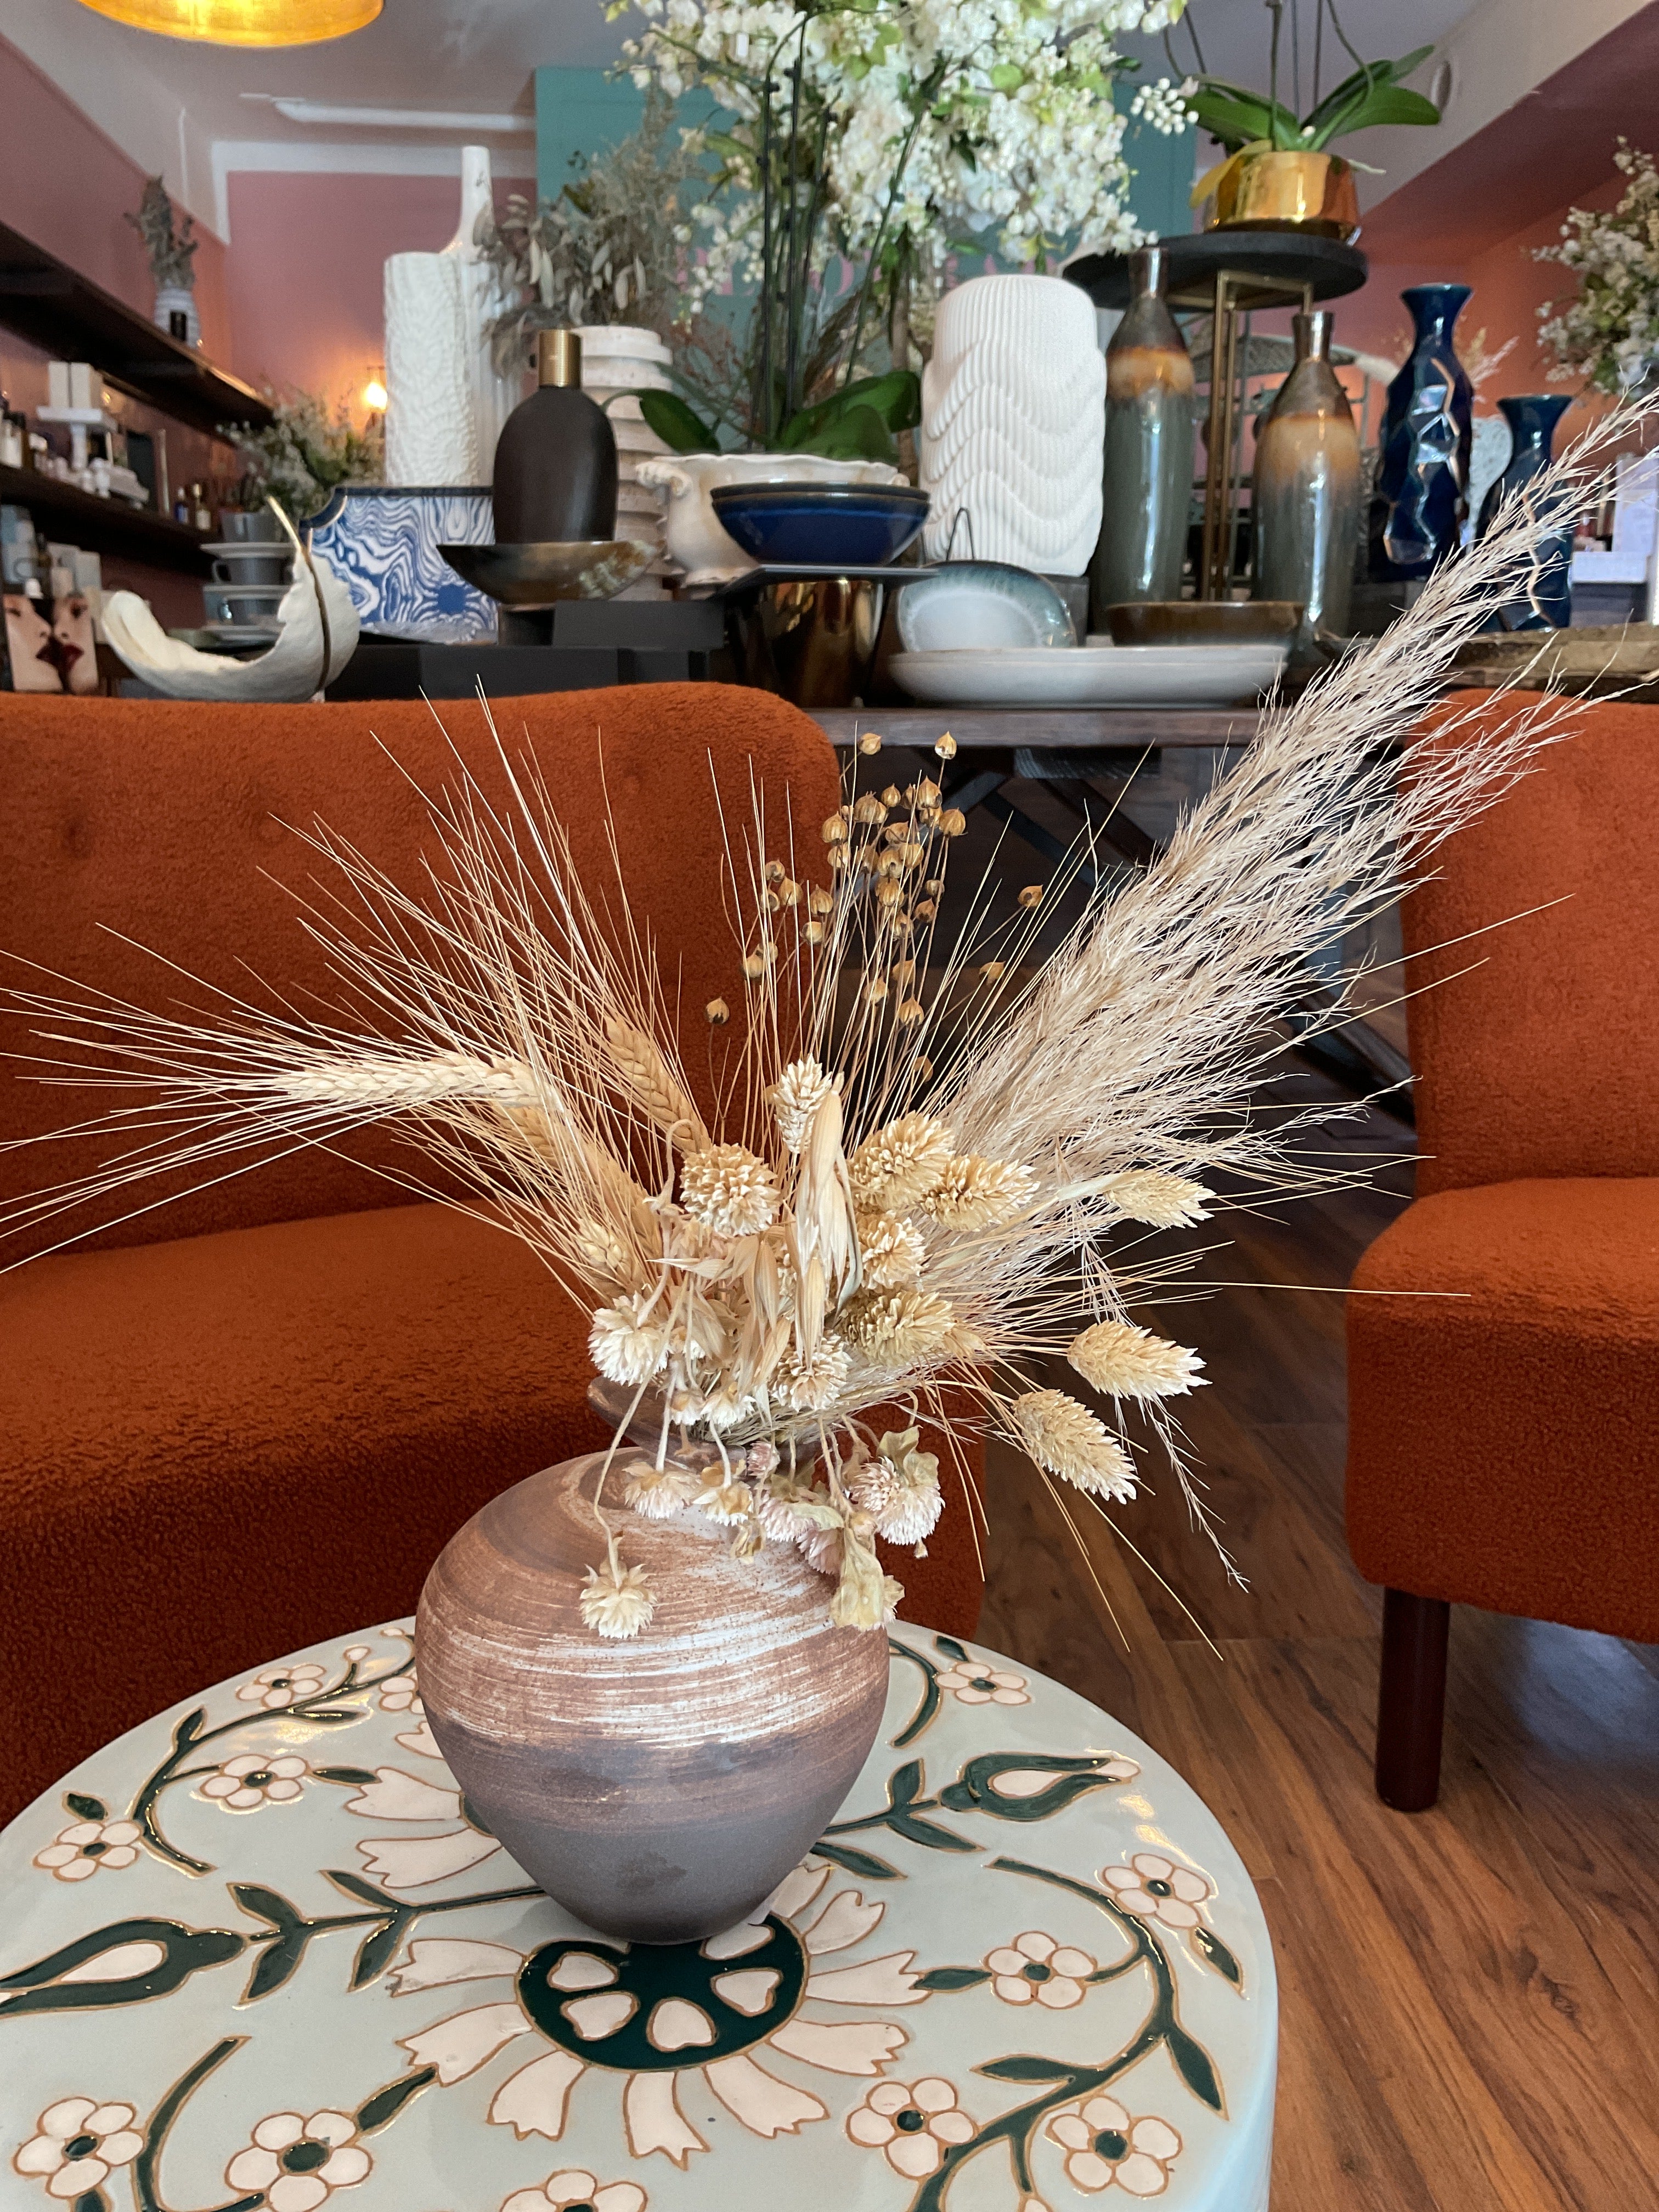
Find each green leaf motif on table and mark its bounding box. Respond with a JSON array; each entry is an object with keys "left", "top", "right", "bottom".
[
  {"left": 1166, "top": 2019, "right": 1225, "bottom": 2113},
  {"left": 888, "top": 1759, "right": 923, "bottom": 1807},
  {"left": 64, "top": 1792, "right": 107, "bottom": 1822},
  {"left": 303, "top": 1709, "right": 366, "bottom": 1725},
  {"left": 939, "top": 1752, "right": 1137, "bottom": 1823},
  {"left": 812, "top": 1838, "right": 899, "bottom": 1881},
  {"left": 976, "top": 2055, "right": 1082, "bottom": 2083},
  {"left": 71, "top": 2190, "right": 107, "bottom": 2212},
  {"left": 0, "top": 1918, "right": 245, "bottom": 2017},
  {"left": 1192, "top": 1925, "right": 1243, "bottom": 1990},
  {"left": 913, "top": 1965, "right": 992, "bottom": 1991},
  {"left": 350, "top": 1914, "right": 413, "bottom": 1992},
  {"left": 355, "top": 2066, "right": 437, "bottom": 2134},
  {"left": 885, "top": 1810, "right": 980, "bottom": 1853},
  {"left": 314, "top": 1767, "right": 380, "bottom": 1787},
  {"left": 324, "top": 1867, "right": 398, "bottom": 1909},
  {"left": 933, "top": 1636, "right": 968, "bottom": 1664}
]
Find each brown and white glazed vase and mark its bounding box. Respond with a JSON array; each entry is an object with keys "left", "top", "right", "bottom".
[{"left": 416, "top": 1446, "right": 890, "bottom": 1945}]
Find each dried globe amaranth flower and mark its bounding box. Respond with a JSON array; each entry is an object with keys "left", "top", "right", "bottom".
[
  {"left": 590, "top": 1293, "right": 670, "bottom": 1385},
  {"left": 580, "top": 1558, "right": 656, "bottom": 1639},
  {"left": 854, "top": 1427, "right": 944, "bottom": 1545},
  {"left": 625, "top": 1462, "right": 703, "bottom": 1519},
  {"left": 1069, "top": 1320, "right": 1205, "bottom": 1402}
]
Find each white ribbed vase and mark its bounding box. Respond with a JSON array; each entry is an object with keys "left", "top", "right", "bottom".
[
  {"left": 383, "top": 253, "right": 478, "bottom": 487},
  {"left": 921, "top": 274, "right": 1106, "bottom": 573}
]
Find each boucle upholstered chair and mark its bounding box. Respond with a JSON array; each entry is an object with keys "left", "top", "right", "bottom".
[
  {"left": 0, "top": 685, "right": 984, "bottom": 1826},
  {"left": 1346, "top": 692, "right": 1659, "bottom": 1809}
]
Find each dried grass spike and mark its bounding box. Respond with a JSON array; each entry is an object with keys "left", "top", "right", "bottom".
[
  {"left": 769, "top": 1057, "right": 837, "bottom": 1153},
  {"left": 1069, "top": 1321, "right": 1206, "bottom": 1402},
  {"left": 848, "top": 1112, "right": 954, "bottom": 1210},
  {"left": 1100, "top": 1171, "right": 1214, "bottom": 1229},
  {"left": 919, "top": 1154, "right": 1036, "bottom": 1228},
  {"left": 843, "top": 1286, "right": 960, "bottom": 1366},
  {"left": 1008, "top": 1390, "right": 1137, "bottom": 1500},
  {"left": 605, "top": 1018, "right": 707, "bottom": 1150}
]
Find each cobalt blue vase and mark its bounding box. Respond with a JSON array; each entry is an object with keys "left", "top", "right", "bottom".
[
  {"left": 1368, "top": 284, "right": 1474, "bottom": 580},
  {"left": 1476, "top": 393, "right": 1574, "bottom": 628}
]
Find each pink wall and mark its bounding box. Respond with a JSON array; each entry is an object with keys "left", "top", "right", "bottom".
[
  {"left": 224, "top": 170, "right": 520, "bottom": 401},
  {"left": 0, "top": 32, "right": 231, "bottom": 364}
]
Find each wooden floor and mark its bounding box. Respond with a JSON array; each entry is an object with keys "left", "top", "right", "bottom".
[{"left": 977, "top": 1083, "right": 1659, "bottom": 2212}]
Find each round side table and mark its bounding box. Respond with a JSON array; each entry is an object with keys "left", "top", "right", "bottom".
[{"left": 2, "top": 1622, "right": 1275, "bottom": 2212}]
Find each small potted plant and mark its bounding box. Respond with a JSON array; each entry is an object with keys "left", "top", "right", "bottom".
[
  {"left": 126, "top": 176, "right": 199, "bottom": 346},
  {"left": 1178, "top": 4, "right": 1441, "bottom": 241}
]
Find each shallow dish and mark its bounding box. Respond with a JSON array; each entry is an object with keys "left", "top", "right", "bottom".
[
  {"left": 710, "top": 483, "right": 929, "bottom": 568},
  {"left": 890, "top": 642, "right": 1288, "bottom": 707},
  {"left": 896, "top": 560, "right": 1075, "bottom": 652},
  {"left": 1101, "top": 600, "right": 1303, "bottom": 647},
  {"left": 439, "top": 540, "right": 657, "bottom": 606}
]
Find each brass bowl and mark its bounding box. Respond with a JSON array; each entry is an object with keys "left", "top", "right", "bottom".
[
  {"left": 1101, "top": 600, "right": 1304, "bottom": 647},
  {"left": 1207, "top": 149, "right": 1360, "bottom": 242},
  {"left": 438, "top": 539, "right": 657, "bottom": 607}
]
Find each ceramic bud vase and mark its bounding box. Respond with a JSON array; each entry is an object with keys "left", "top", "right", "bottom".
[
  {"left": 920, "top": 274, "right": 1106, "bottom": 573},
  {"left": 1476, "top": 393, "right": 1575, "bottom": 629},
  {"left": 1089, "top": 245, "right": 1195, "bottom": 627},
  {"left": 1368, "top": 284, "right": 1474, "bottom": 580},
  {"left": 416, "top": 1416, "right": 890, "bottom": 1944},
  {"left": 1251, "top": 310, "right": 1361, "bottom": 636}
]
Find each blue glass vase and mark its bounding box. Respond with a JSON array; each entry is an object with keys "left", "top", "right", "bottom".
[
  {"left": 1368, "top": 284, "right": 1474, "bottom": 580},
  {"left": 1476, "top": 393, "right": 1574, "bottom": 628}
]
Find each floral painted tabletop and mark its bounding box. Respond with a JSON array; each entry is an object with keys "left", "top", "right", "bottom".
[{"left": 2, "top": 1623, "right": 1275, "bottom": 2212}]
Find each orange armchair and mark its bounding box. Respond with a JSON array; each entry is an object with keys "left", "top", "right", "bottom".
[
  {"left": 1345, "top": 692, "right": 1659, "bottom": 1809},
  {"left": 0, "top": 685, "right": 984, "bottom": 1824}
]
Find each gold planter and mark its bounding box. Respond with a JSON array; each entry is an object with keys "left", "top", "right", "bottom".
[{"left": 1207, "top": 149, "right": 1360, "bottom": 242}]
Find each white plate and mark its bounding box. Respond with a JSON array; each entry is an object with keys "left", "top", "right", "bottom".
[{"left": 890, "top": 642, "right": 1288, "bottom": 707}]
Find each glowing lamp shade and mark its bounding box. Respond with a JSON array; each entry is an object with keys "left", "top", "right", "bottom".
[
  {"left": 362, "top": 378, "right": 389, "bottom": 413},
  {"left": 75, "top": 0, "right": 381, "bottom": 44}
]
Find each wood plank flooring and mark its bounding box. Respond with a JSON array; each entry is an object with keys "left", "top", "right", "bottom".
[{"left": 976, "top": 1086, "right": 1659, "bottom": 2212}]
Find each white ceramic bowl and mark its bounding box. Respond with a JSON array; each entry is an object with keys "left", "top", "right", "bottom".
[{"left": 890, "top": 642, "right": 1289, "bottom": 707}]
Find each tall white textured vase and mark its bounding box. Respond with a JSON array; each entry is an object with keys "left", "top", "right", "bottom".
[
  {"left": 444, "top": 146, "right": 526, "bottom": 481},
  {"left": 383, "top": 252, "right": 477, "bottom": 487},
  {"left": 921, "top": 274, "right": 1106, "bottom": 573}
]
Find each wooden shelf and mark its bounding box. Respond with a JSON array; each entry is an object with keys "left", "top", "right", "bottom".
[
  {"left": 0, "top": 464, "right": 210, "bottom": 573},
  {"left": 0, "top": 219, "right": 274, "bottom": 439}
]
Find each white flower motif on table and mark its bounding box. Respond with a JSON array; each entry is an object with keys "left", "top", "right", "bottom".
[
  {"left": 1101, "top": 1853, "right": 1213, "bottom": 1931},
  {"left": 379, "top": 1671, "right": 421, "bottom": 1714},
  {"left": 223, "top": 2108, "right": 371, "bottom": 2212},
  {"left": 31, "top": 1819, "right": 142, "bottom": 1883},
  {"left": 346, "top": 1767, "right": 505, "bottom": 1891},
  {"left": 501, "top": 2170, "right": 645, "bottom": 2212},
  {"left": 1047, "top": 2097, "right": 1181, "bottom": 2196},
  {"left": 392, "top": 1863, "right": 922, "bottom": 2171},
  {"left": 935, "top": 1658, "right": 1030, "bottom": 1707},
  {"left": 236, "top": 1663, "right": 328, "bottom": 1711},
  {"left": 199, "top": 1753, "right": 311, "bottom": 1812},
  {"left": 14, "top": 2097, "right": 144, "bottom": 2200},
  {"left": 983, "top": 1930, "right": 1096, "bottom": 2009},
  {"left": 846, "top": 2076, "right": 974, "bottom": 2180}
]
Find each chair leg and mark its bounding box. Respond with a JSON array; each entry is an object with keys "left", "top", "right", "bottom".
[{"left": 1375, "top": 1588, "right": 1451, "bottom": 1811}]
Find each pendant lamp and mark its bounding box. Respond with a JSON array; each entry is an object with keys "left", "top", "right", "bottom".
[{"left": 75, "top": 0, "right": 381, "bottom": 43}]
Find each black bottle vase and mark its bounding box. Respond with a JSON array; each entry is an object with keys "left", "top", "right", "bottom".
[{"left": 493, "top": 328, "right": 618, "bottom": 543}]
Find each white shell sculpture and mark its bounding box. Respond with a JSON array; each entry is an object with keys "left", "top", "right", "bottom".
[
  {"left": 101, "top": 557, "right": 361, "bottom": 703},
  {"left": 921, "top": 274, "right": 1106, "bottom": 575},
  {"left": 383, "top": 252, "right": 477, "bottom": 487}
]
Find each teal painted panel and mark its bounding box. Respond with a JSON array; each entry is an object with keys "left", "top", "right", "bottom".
[
  {"left": 1121, "top": 112, "right": 1198, "bottom": 241},
  {"left": 535, "top": 65, "right": 719, "bottom": 203}
]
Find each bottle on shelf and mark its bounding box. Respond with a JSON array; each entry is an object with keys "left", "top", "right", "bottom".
[
  {"left": 0, "top": 397, "right": 23, "bottom": 472},
  {"left": 1251, "top": 309, "right": 1361, "bottom": 637},
  {"left": 1090, "top": 245, "right": 1197, "bottom": 628},
  {"left": 492, "top": 329, "right": 618, "bottom": 545}
]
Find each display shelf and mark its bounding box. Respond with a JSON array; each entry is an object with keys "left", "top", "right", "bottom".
[
  {"left": 0, "top": 463, "right": 210, "bottom": 573},
  {"left": 0, "top": 219, "right": 274, "bottom": 438},
  {"left": 1066, "top": 230, "right": 1368, "bottom": 312}
]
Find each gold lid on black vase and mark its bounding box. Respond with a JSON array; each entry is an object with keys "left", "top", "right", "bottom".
[{"left": 538, "top": 330, "right": 582, "bottom": 388}]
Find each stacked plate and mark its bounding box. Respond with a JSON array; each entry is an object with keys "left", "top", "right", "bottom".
[
  {"left": 577, "top": 326, "right": 678, "bottom": 600},
  {"left": 889, "top": 564, "right": 1288, "bottom": 705}
]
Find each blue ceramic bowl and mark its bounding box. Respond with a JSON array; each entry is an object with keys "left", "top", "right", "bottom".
[{"left": 710, "top": 482, "right": 930, "bottom": 567}]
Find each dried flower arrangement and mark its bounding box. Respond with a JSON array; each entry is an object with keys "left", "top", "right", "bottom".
[
  {"left": 2, "top": 409, "right": 1642, "bottom": 1643},
  {"left": 1537, "top": 140, "right": 1659, "bottom": 394},
  {"left": 220, "top": 387, "right": 385, "bottom": 518},
  {"left": 126, "top": 176, "right": 198, "bottom": 295}
]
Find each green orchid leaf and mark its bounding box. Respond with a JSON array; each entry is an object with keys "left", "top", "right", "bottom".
[
  {"left": 1190, "top": 87, "right": 1294, "bottom": 153},
  {"left": 1166, "top": 2019, "right": 1226, "bottom": 2111},
  {"left": 357, "top": 2067, "right": 438, "bottom": 2134},
  {"left": 782, "top": 369, "right": 920, "bottom": 450},
  {"left": 1307, "top": 84, "right": 1440, "bottom": 145},
  {"left": 791, "top": 403, "right": 896, "bottom": 463},
  {"left": 635, "top": 388, "right": 719, "bottom": 454},
  {"left": 914, "top": 1965, "right": 992, "bottom": 1991},
  {"left": 1302, "top": 47, "right": 1437, "bottom": 140},
  {"left": 1192, "top": 1925, "right": 1244, "bottom": 1990},
  {"left": 888, "top": 1759, "right": 924, "bottom": 1807},
  {"left": 812, "top": 1837, "right": 900, "bottom": 1880},
  {"left": 65, "top": 1793, "right": 107, "bottom": 1822},
  {"left": 977, "top": 2055, "right": 1080, "bottom": 2083}
]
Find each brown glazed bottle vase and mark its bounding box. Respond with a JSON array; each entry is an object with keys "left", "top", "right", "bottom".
[{"left": 416, "top": 1448, "right": 890, "bottom": 1944}]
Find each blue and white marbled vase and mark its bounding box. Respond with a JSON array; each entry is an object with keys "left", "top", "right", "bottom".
[{"left": 304, "top": 486, "right": 496, "bottom": 643}]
